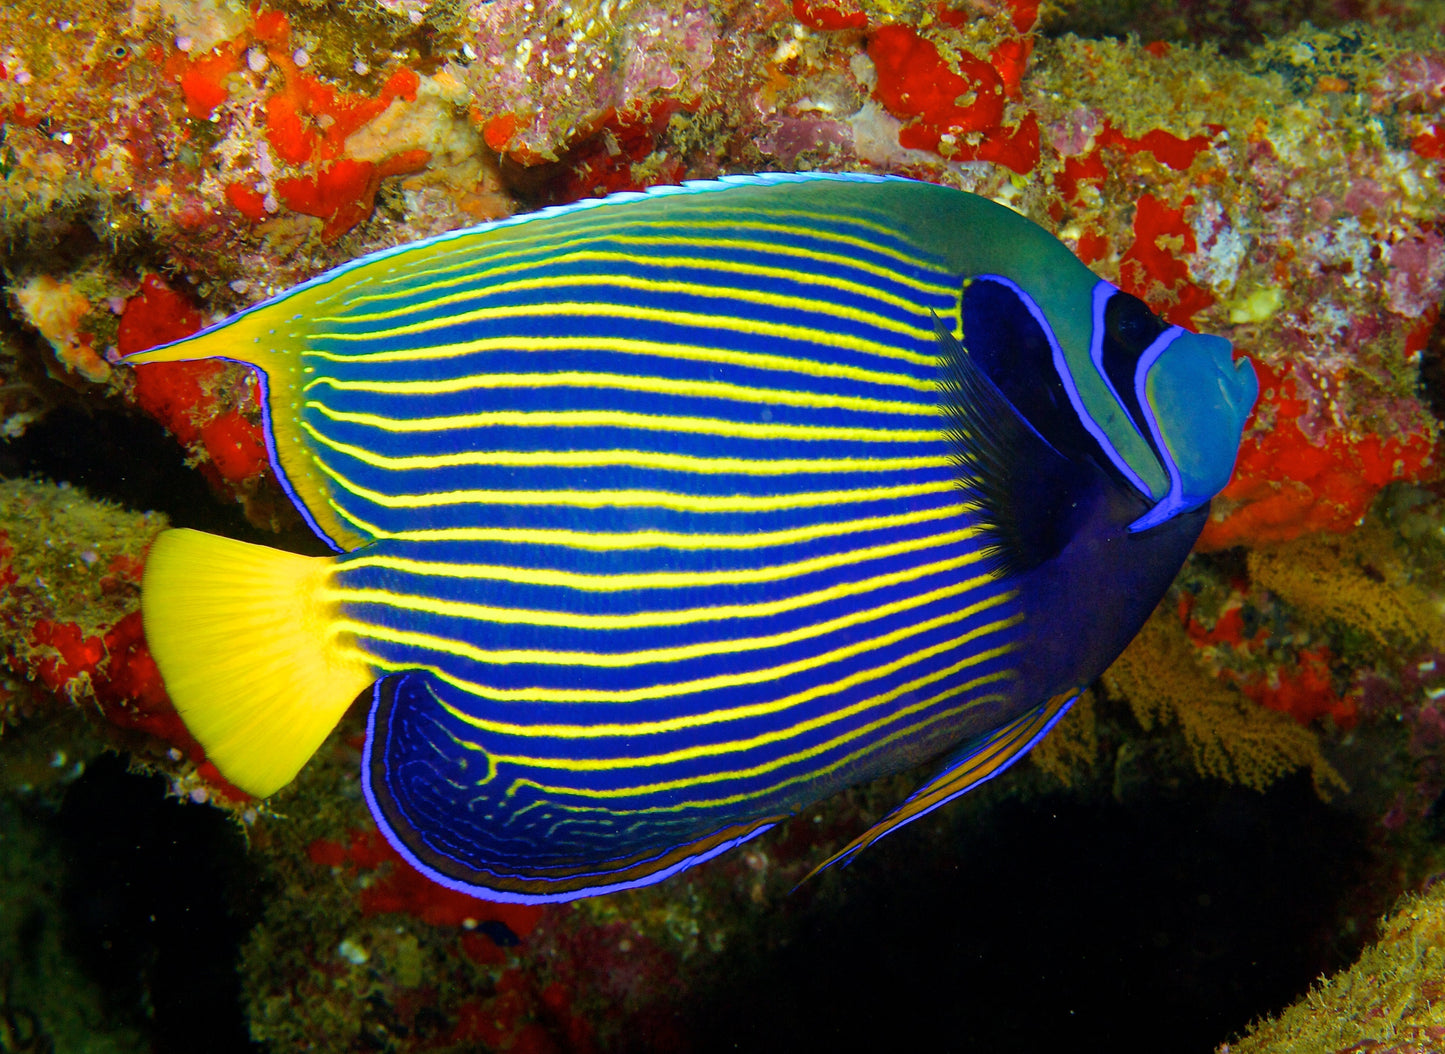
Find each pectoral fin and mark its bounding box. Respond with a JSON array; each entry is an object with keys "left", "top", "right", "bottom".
[
  {"left": 801, "top": 692, "right": 1077, "bottom": 884},
  {"left": 935, "top": 319, "right": 1091, "bottom": 579}
]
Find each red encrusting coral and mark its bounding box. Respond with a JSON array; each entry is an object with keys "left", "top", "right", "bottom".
[
  {"left": 167, "top": 9, "right": 428, "bottom": 239},
  {"left": 0, "top": 533, "right": 17, "bottom": 593},
  {"left": 1239, "top": 646, "right": 1358, "bottom": 728},
  {"left": 1057, "top": 148, "right": 1107, "bottom": 205},
  {"left": 448, "top": 967, "right": 595, "bottom": 1054},
  {"left": 549, "top": 101, "right": 694, "bottom": 201},
  {"left": 1197, "top": 362, "right": 1434, "bottom": 549},
  {"left": 1177, "top": 594, "right": 1359, "bottom": 729},
  {"left": 199, "top": 410, "right": 269, "bottom": 480},
  {"left": 1098, "top": 123, "right": 1215, "bottom": 171},
  {"left": 306, "top": 826, "right": 546, "bottom": 935},
  {"left": 120, "top": 276, "right": 272, "bottom": 491},
  {"left": 1119, "top": 193, "right": 1215, "bottom": 326},
  {"left": 17, "top": 607, "right": 251, "bottom": 801},
  {"left": 1181, "top": 594, "right": 1266, "bottom": 652},
  {"left": 866, "top": 22, "right": 1040, "bottom": 173},
  {"left": 1413, "top": 122, "right": 1445, "bottom": 159},
  {"left": 275, "top": 149, "right": 432, "bottom": 241},
  {"left": 793, "top": 0, "right": 867, "bottom": 31},
  {"left": 164, "top": 40, "right": 246, "bottom": 120},
  {"left": 265, "top": 60, "right": 422, "bottom": 167},
  {"left": 121, "top": 275, "right": 220, "bottom": 446},
  {"left": 482, "top": 111, "right": 522, "bottom": 153},
  {"left": 224, "top": 181, "right": 268, "bottom": 221}
]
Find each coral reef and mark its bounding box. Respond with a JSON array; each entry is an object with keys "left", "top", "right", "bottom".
[
  {"left": 1, "top": 0, "right": 1445, "bottom": 1048},
  {"left": 1222, "top": 879, "right": 1445, "bottom": 1054},
  {"left": 1102, "top": 602, "right": 1349, "bottom": 798}
]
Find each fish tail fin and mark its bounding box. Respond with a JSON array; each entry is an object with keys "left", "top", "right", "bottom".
[{"left": 141, "top": 528, "right": 375, "bottom": 797}]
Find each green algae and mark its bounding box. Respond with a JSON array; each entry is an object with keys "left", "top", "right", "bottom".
[
  {"left": 0, "top": 476, "right": 163, "bottom": 646},
  {"left": 1226, "top": 881, "right": 1445, "bottom": 1053}
]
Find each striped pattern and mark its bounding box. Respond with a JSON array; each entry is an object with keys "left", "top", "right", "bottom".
[
  {"left": 287, "top": 181, "right": 1030, "bottom": 897},
  {"left": 802, "top": 691, "right": 1077, "bottom": 883}
]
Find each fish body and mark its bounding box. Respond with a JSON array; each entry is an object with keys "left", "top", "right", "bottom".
[{"left": 129, "top": 173, "right": 1258, "bottom": 902}]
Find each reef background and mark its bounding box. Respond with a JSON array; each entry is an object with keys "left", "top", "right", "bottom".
[{"left": 3, "top": 0, "right": 1445, "bottom": 1051}]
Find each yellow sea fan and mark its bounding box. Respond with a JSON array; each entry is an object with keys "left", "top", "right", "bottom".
[
  {"left": 1247, "top": 523, "right": 1445, "bottom": 651},
  {"left": 1101, "top": 609, "right": 1347, "bottom": 800}
]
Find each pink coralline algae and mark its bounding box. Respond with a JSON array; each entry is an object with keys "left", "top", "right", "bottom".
[
  {"left": 1386, "top": 232, "right": 1445, "bottom": 318},
  {"left": 465, "top": 0, "right": 717, "bottom": 163}
]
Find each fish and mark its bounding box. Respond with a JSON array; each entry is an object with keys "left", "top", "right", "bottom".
[{"left": 125, "top": 172, "right": 1258, "bottom": 903}]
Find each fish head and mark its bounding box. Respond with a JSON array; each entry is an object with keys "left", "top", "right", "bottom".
[
  {"left": 1062, "top": 280, "right": 1258, "bottom": 533},
  {"left": 1131, "top": 327, "right": 1258, "bottom": 530}
]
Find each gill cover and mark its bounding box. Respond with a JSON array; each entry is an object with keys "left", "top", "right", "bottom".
[
  {"left": 954, "top": 271, "right": 1257, "bottom": 533},
  {"left": 905, "top": 184, "right": 1256, "bottom": 533}
]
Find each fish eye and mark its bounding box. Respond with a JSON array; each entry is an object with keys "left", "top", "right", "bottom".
[{"left": 1104, "top": 292, "right": 1165, "bottom": 355}]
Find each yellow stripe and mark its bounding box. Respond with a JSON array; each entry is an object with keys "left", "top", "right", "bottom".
[
  {"left": 308, "top": 301, "right": 938, "bottom": 368},
  {"left": 311, "top": 452, "right": 957, "bottom": 512},
  {"left": 364, "top": 503, "right": 969, "bottom": 550},
  {"left": 429, "top": 630, "right": 1015, "bottom": 803},
  {"left": 355, "top": 594, "right": 1017, "bottom": 716},
  {"left": 333, "top": 548, "right": 989, "bottom": 631},
  {"left": 335, "top": 213, "right": 955, "bottom": 302},
  {"left": 341, "top": 525, "right": 980, "bottom": 591},
  {"left": 303, "top": 334, "right": 939, "bottom": 394},
  {"left": 304, "top": 370, "right": 939, "bottom": 418},
  {"left": 320, "top": 271, "right": 940, "bottom": 335},
  {"left": 345, "top": 248, "right": 937, "bottom": 322},
  {"left": 304, "top": 421, "right": 954, "bottom": 477},
  {"left": 305, "top": 400, "right": 940, "bottom": 444},
  {"left": 341, "top": 569, "right": 998, "bottom": 682},
  {"left": 440, "top": 638, "right": 1018, "bottom": 812},
  {"left": 490, "top": 648, "right": 1016, "bottom": 773},
  {"left": 506, "top": 664, "right": 1016, "bottom": 806}
]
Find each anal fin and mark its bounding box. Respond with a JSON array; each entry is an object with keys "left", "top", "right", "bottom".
[
  {"left": 801, "top": 692, "right": 1078, "bottom": 885},
  {"left": 363, "top": 674, "right": 790, "bottom": 904}
]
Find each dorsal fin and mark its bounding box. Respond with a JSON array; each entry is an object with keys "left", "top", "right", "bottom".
[
  {"left": 800, "top": 692, "right": 1077, "bottom": 884},
  {"left": 935, "top": 318, "right": 1091, "bottom": 579}
]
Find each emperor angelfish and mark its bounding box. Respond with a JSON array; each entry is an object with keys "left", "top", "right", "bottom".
[{"left": 128, "top": 173, "right": 1258, "bottom": 903}]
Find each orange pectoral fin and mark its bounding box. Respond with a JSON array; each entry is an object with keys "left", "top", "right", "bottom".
[{"left": 800, "top": 692, "right": 1078, "bottom": 885}]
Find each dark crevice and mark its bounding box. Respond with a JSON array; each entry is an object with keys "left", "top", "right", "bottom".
[
  {"left": 688, "top": 774, "right": 1369, "bottom": 1054},
  {"left": 0, "top": 403, "right": 259, "bottom": 537},
  {"left": 57, "top": 754, "right": 263, "bottom": 1054}
]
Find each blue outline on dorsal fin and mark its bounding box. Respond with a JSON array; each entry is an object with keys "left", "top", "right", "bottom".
[{"left": 142, "top": 171, "right": 915, "bottom": 339}]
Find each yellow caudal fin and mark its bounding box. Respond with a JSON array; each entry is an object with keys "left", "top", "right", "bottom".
[{"left": 141, "top": 528, "right": 376, "bottom": 798}]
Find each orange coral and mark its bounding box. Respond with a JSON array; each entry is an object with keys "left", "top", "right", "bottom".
[
  {"left": 1118, "top": 194, "right": 1215, "bottom": 326},
  {"left": 867, "top": 21, "right": 1040, "bottom": 173},
  {"left": 166, "top": 8, "right": 428, "bottom": 239}
]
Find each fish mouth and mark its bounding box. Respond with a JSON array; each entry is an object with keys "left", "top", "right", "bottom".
[
  {"left": 1127, "top": 331, "right": 1261, "bottom": 532},
  {"left": 1210, "top": 338, "right": 1260, "bottom": 427}
]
